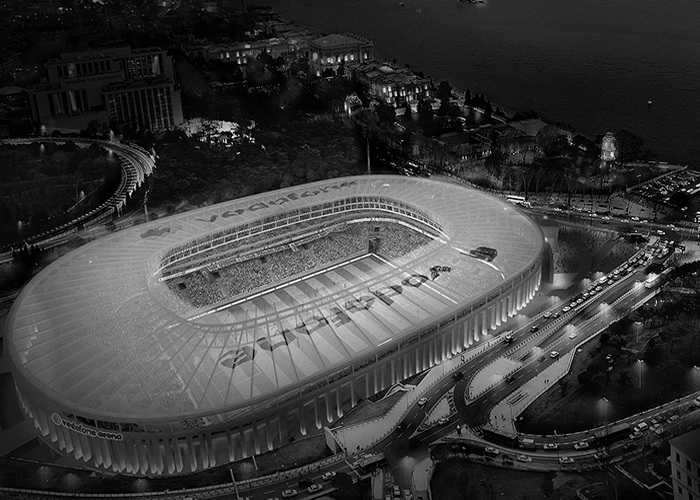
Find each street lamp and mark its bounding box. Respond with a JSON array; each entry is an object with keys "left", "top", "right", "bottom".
[{"left": 638, "top": 359, "right": 644, "bottom": 389}]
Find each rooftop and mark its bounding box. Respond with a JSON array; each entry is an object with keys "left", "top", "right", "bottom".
[
  {"left": 670, "top": 427, "right": 700, "bottom": 464},
  {"left": 7, "top": 175, "right": 542, "bottom": 424}
]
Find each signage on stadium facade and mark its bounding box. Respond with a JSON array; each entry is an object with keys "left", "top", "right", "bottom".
[
  {"left": 195, "top": 180, "right": 359, "bottom": 223},
  {"left": 219, "top": 273, "right": 430, "bottom": 371},
  {"left": 51, "top": 413, "right": 123, "bottom": 441}
]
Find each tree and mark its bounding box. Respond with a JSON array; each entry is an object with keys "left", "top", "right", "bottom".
[
  {"left": 617, "top": 371, "right": 633, "bottom": 393},
  {"left": 614, "top": 130, "right": 645, "bottom": 165},
  {"left": 376, "top": 102, "right": 396, "bottom": 125}
]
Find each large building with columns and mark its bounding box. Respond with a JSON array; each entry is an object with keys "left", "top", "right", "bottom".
[{"left": 7, "top": 175, "right": 544, "bottom": 476}]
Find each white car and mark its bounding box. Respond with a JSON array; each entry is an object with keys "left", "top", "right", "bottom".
[
  {"left": 573, "top": 441, "right": 589, "bottom": 450},
  {"left": 438, "top": 417, "right": 448, "bottom": 425},
  {"left": 322, "top": 471, "right": 336, "bottom": 481},
  {"left": 307, "top": 484, "right": 323, "bottom": 493},
  {"left": 559, "top": 456, "right": 575, "bottom": 464},
  {"left": 517, "top": 454, "right": 533, "bottom": 463},
  {"left": 484, "top": 446, "right": 500, "bottom": 456},
  {"left": 568, "top": 331, "right": 577, "bottom": 339},
  {"left": 418, "top": 397, "right": 428, "bottom": 407},
  {"left": 543, "top": 311, "right": 552, "bottom": 318},
  {"left": 543, "top": 443, "right": 558, "bottom": 450},
  {"left": 562, "top": 306, "right": 571, "bottom": 313},
  {"left": 282, "top": 490, "right": 298, "bottom": 498},
  {"left": 550, "top": 351, "right": 559, "bottom": 359},
  {"left": 629, "top": 431, "right": 643, "bottom": 440}
]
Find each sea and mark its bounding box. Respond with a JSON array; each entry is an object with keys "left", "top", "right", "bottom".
[{"left": 257, "top": 0, "right": 700, "bottom": 166}]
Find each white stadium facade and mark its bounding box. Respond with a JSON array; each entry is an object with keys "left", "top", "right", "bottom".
[{"left": 7, "top": 175, "right": 545, "bottom": 476}]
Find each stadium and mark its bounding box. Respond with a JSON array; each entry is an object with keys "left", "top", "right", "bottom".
[{"left": 7, "top": 175, "right": 545, "bottom": 476}]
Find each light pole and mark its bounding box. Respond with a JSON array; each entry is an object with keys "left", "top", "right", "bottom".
[{"left": 638, "top": 359, "right": 644, "bottom": 389}]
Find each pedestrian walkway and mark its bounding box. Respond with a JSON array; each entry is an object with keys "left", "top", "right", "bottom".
[
  {"left": 411, "top": 457, "right": 433, "bottom": 500},
  {"left": 488, "top": 353, "right": 572, "bottom": 435}
]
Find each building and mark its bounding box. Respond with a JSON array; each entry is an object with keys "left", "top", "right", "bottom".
[
  {"left": 7, "top": 176, "right": 544, "bottom": 476},
  {"left": 308, "top": 33, "right": 374, "bottom": 77},
  {"left": 198, "top": 38, "right": 296, "bottom": 65},
  {"left": 600, "top": 131, "right": 617, "bottom": 163},
  {"left": 349, "top": 62, "right": 432, "bottom": 110},
  {"left": 26, "top": 46, "right": 183, "bottom": 134},
  {"left": 670, "top": 427, "right": 700, "bottom": 500}
]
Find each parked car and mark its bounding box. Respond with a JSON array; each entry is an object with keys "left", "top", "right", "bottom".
[
  {"left": 517, "top": 454, "right": 533, "bottom": 463},
  {"left": 393, "top": 485, "right": 401, "bottom": 497},
  {"left": 573, "top": 441, "right": 589, "bottom": 450}
]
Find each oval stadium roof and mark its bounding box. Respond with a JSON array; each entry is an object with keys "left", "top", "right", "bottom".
[{"left": 7, "top": 175, "right": 543, "bottom": 423}]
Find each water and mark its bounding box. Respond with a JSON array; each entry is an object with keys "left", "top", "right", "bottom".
[{"left": 260, "top": 0, "right": 700, "bottom": 165}]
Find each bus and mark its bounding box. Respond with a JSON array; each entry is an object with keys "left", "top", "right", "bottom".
[{"left": 506, "top": 195, "right": 532, "bottom": 208}]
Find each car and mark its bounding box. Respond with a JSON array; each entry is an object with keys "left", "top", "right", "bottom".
[
  {"left": 506, "top": 375, "right": 516, "bottom": 384},
  {"left": 562, "top": 306, "right": 571, "bottom": 313},
  {"left": 282, "top": 490, "right": 298, "bottom": 499},
  {"left": 650, "top": 423, "right": 661, "bottom": 432},
  {"left": 573, "top": 441, "right": 589, "bottom": 450},
  {"left": 633, "top": 422, "right": 648, "bottom": 433},
  {"left": 568, "top": 331, "right": 578, "bottom": 339},
  {"left": 669, "top": 414, "right": 680, "bottom": 422},
  {"left": 529, "top": 325, "right": 539, "bottom": 332},
  {"left": 517, "top": 454, "right": 533, "bottom": 463},
  {"left": 650, "top": 416, "right": 663, "bottom": 425},
  {"left": 385, "top": 496, "right": 392, "bottom": 500},
  {"left": 629, "top": 431, "right": 643, "bottom": 440},
  {"left": 393, "top": 485, "right": 401, "bottom": 497},
  {"left": 552, "top": 312, "right": 561, "bottom": 319},
  {"left": 668, "top": 223, "right": 677, "bottom": 229},
  {"left": 543, "top": 311, "right": 552, "bottom": 318},
  {"left": 657, "top": 230, "right": 665, "bottom": 235},
  {"left": 623, "top": 442, "right": 638, "bottom": 451},
  {"left": 438, "top": 417, "right": 448, "bottom": 425},
  {"left": 631, "top": 216, "right": 640, "bottom": 221},
  {"left": 267, "top": 497, "right": 280, "bottom": 500},
  {"left": 593, "top": 451, "right": 609, "bottom": 460},
  {"left": 484, "top": 446, "right": 500, "bottom": 456},
  {"left": 404, "top": 489, "right": 413, "bottom": 500},
  {"left": 550, "top": 351, "right": 559, "bottom": 359},
  {"left": 543, "top": 443, "right": 558, "bottom": 450},
  {"left": 321, "top": 472, "right": 336, "bottom": 481},
  {"left": 559, "top": 456, "right": 575, "bottom": 464},
  {"left": 418, "top": 397, "right": 428, "bottom": 406},
  {"left": 654, "top": 426, "right": 665, "bottom": 436},
  {"left": 307, "top": 484, "right": 323, "bottom": 493},
  {"left": 693, "top": 397, "right": 700, "bottom": 407}
]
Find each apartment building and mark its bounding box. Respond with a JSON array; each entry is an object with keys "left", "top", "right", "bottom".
[
  {"left": 670, "top": 428, "right": 700, "bottom": 500},
  {"left": 27, "top": 46, "right": 182, "bottom": 133}
]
